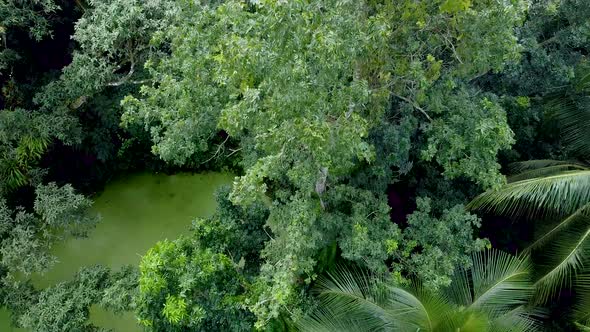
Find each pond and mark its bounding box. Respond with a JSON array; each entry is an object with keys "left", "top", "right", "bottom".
[{"left": 0, "top": 172, "right": 234, "bottom": 331}]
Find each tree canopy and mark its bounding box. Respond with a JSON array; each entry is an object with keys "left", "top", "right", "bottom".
[{"left": 1, "top": 0, "right": 590, "bottom": 331}]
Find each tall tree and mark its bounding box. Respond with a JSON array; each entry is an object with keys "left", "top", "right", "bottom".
[
  {"left": 468, "top": 63, "right": 590, "bottom": 306},
  {"left": 126, "top": 0, "right": 525, "bottom": 326}
]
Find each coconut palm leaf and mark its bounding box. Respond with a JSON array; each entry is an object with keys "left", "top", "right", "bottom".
[
  {"left": 508, "top": 163, "right": 588, "bottom": 182},
  {"left": 387, "top": 281, "right": 454, "bottom": 331},
  {"left": 447, "top": 249, "right": 533, "bottom": 316},
  {"left": 551, "top": 95, "right": 590, "bottom": 158},
  {"left": 435, "top": 307, "right": 539, "bottom": 332},
  {"left": 303, "top": 267, "right": 398, "bottom": 331},
  {"left": 296, "top": 306, "right": 379, "bottom": 332},
  {"left": 547, "top": 61, "right": 590, "bottom": 159},
  {"left": 572, "top": 275, "right": 590, "bottom": 329},
  {"left": 573, "top": 61, "right": 590, "bottom": 92},
  {"left": 489, "top": 306, "right": 542, "bottom": 332},
  {"left": 299, "top": 251, "right": 537, "bottom": 332},
  {"left": 508, "top": 160, "right": 588, "bottom": 174},
  {"left": 467, "top": 170, "right": 590, "bottom": 218},
  {"left": 525, "top": 203, "right": 590, "bottom": 254},
  {"left": 434, "top": 310, "right": 490, "bottom": 332},
  {"left": 576, "top": 322, "right": 590, "bottom": 331},
  {"left": 531, "top": 212, "right": 590, "bottom": 304}
]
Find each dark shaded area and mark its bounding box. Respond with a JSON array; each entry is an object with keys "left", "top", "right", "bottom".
[
  {"left": 387, "top": 181, "right": 416, "bottom": 226},
  {"left": 1, "top": 1, "right": 81, "bottom": 110},
  {"left": 478, "top": 214, "right": 534, "bottom": 255}
]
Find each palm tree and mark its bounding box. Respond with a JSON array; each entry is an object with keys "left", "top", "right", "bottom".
[
  {"left": 297, "top": 250, "right": 538, "bottom": 332},
  {"left": 467, "top": 62, "right": 590, "bottom": 306}
]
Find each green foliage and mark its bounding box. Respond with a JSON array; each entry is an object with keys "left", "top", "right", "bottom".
[
  {"left": 135, "top": 185, "right": 269, "bottom": 330},
  {"left": 162, "top": 294, "right": 189, "bottom": 325},
  {"left": 137, "top": 237, "right": 255, "bottom": 331},
  {"left": 501, "top": 0, "right": 590, "bottom": 97},
  {"left": 468, "top": 164, "right": 590, "bottom": 306},
  {"left": 298, "top": 250, "right": 537, "bottom": 332},
  {"left": 469, "top": 169, "right": 590, "bottom": 218},
  {"left": 494, "top": 0, "right": 590, "bottom": 163},
  {"left": 17, "top": 0, "right": 178, "bottom": 178},
  {"left": 0, "top": 0, "right": 59, "bottom": 75},
  {"left": 400, "top": 197, "right": 489, "bottom": 289},
  {"left": 123, "top": 0, "right": 526, "bottom": 326},
  {"left": 35, "top": 0, "right": 174, "bottom": 111},
  {"left": 0, "top": 0, "right": 58, "bottom": 41},
  {"left": 421, "top": 88, "right": 515, "bottom": 189},
  {"left": 468, "top": 65, "right": 590, "bottom": 307},
  {"left": 99, "top": 265, "right": 139, "bottom": 313},
  {"left": 7, "top": 0, "right": 586, "bottom": 329},
  {"left": 34, "top": 182, "right": 96, "bottom": 235},
  {"left": 0, "top": 200, "right": 55, "bottom": 274},
  {"left": 348, "top": 112, "right": 416, "bottom": 192},
  {"left": 547, "top": 61, "right": 590, "bottom": 158},
  {"left": 9, "top": 265, "right": 138, "bottom": 332},
  {"left": 17, "top": 266, "right": 110, "bottom": 332},
  {"left": 123, "top": 0, "right": 523, "bottom": 188},
  {"left": 191, "top": 186, "right": 269, "bottom": 274},
  {"left": 0, "top": 109, "right": 80, "bottom": 193},
  {"left": 0, "top": 182, "right": 96, "bottom": 275}
]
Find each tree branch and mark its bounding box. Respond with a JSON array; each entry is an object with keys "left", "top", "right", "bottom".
[
  {"left": 468, "top": 70, "right": 490, "bottom": 82},
  {"left": 200, "top": 136, "right": 230, "bottom": 165},
  {"left": 392, "top": 93, "right": 432, "bottom": 121},
  {"left": 74, "top": 0, "right": 87, "bottom": 12},
  {"left": 107, "top": 58, "right": 136, "bottom": 87},
  {"left": 538, "top": 35, "right": 557, "bottom": 47}
]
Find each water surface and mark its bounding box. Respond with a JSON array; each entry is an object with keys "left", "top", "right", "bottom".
[{"left": 0, "top": 172, "right": 233, "bottom": 331}]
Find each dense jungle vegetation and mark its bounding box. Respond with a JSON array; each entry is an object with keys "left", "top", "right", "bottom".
[{"left": 1, "top": 0, "right": 590, "bottom": 331}]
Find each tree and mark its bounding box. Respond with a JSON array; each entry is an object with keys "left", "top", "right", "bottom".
[
  {"left": 4, "top": 265, "right": 138, "bottom": 332},
  {"left": 125, "top": 0, "right": 525, "bottom": 326},
  {"left": 35, "top": 0, "right": 175, "bottom": 112},
  {"left": 137, "top": 238, "right": 255, "bottom": 331},
  {"left": 397, "top": 197, "right": 489, "bottom": 289},
  {"left": 136, "top": 187, "right": 269, "bottom": 331},
  {"left": 0, "top": 182, "right": 96, "bottom": 275},
  {"left": 0, "top": 108, "right": 80, "bottom": 194},
  {"left": 0, "top": 0, "right": 59, "bottom": 76},
  {"left": 487, "top": 0, "right": 590, "bottom": 163},
  {"left": 298, "top": 250, "right": 538, "bottom": 332},
  {"left": 468, "top": 62, "right": 590, "bottom": 305}
]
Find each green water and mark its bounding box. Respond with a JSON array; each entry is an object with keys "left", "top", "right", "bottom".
[{"left": 0, "top": 172, "right": 234, "bottom": 332}]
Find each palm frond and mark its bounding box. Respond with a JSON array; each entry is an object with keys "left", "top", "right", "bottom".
[
  {"left": 575, "top": 322, "right": 590, "bottom": 331},
  {"left": 445, "top": 266, "right": 473, "bottom": 309},
  {"left": 462, "top": 250, "right": 533, "bottom": 316},
  {"left": 489, "top": 306, "right": 541, "bottom": 332},
  {"left": 532, "top": 217, "right": 590, "bottom": 304},
  {"left": 573, "top": 274, "right": 590, "bottom": 328},
  {"left": 434, "top": 310, "right": 490, "bottom": 332},
  {"left": 508, "top": 164, "right": 588, "bottom": 182},
  {"left": 296, "top": 307, "right": 379, "bottom": 332},
  {"left": 525, "top": 203, "right": 590, "bottom": 253},
  {"left": 547, "top": 60, "right": 590, "bottom": 159},
  {"left": 508, "top": 160, "right": 587, "bottom": 174},
  {"left": 387, "top": 281, "right": 454, "bottom": 331},
  {"left": 298, "top": 267, "right": 456, "bottom": 332},
  {"left": 573, "top": 60, "right": 590, "bottom": 93},
  {"left": 551, "top": 95, "right": 590, "bottom": 158},
  {"left": 467, "top": 170, "right": 590, "bottom": 217},
  {"left": 300, "top": 251, "right": 535, "bottom": 331},
  {"left": 299, "top": 267, "right": 395, "bottom": 331}
]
